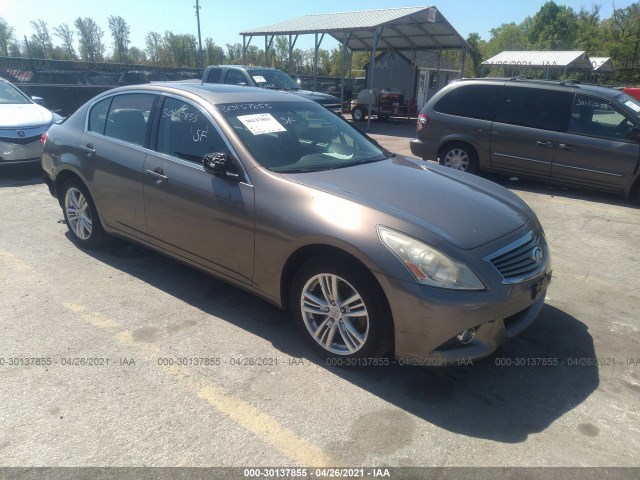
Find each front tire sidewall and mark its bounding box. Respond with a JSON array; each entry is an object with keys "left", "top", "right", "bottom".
[
  {"left": 291, "top": 258, "right": 392, "bottom": 362},
  {"left": 352, "top": 107, "right": 366, "bottom": 122},
  {"left": 61, "top": 179, "right": 108, "bottom": 248}
]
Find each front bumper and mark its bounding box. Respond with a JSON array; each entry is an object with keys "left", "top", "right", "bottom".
[
  {"left": 0, "top": 139, "right": 44, "bottom": 164},
  {"left": 374, "top": 259, "right": 552, "bottom": 364}
]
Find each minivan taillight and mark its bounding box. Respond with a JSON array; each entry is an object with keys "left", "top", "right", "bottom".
[
  {"left": 417, "top": 113, "right": 430, "bottom": 132},
  {"left": 40, "top": 131, "right": 48, "bottom": 144}
]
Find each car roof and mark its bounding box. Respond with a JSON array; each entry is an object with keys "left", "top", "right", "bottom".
[
  {"left": 454, "top": 77, "right": 623, "bottom": 99},
  {"left": 205, "top": 65, "right": 280, "bottom": 72},
  {"left": 99, "top": 82, "right": 306, "bottom": 104}
]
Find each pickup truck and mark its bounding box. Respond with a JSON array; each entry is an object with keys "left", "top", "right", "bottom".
[{"left": 202, "top": 65, "right": 342, "bottom": 113}]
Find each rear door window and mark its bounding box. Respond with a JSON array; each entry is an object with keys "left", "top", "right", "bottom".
[
  {"left": 495, "top": 87, "right": 570, "bottom": 131},
  {"left": 434, "top": 85, "right": 500, "bottom": 120}
]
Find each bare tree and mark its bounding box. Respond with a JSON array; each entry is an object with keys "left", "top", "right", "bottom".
[
  {"left": 54, "top": 23, "right": 76, "bottom": 59},
  {"left": 108, "top": 15, "right": 130, "bottom": 63},
  {"left": 0, "top": 16, "right": 15, "bottom": 57},
  {"left": 30, "top": 19, "right": 53, "bottom": 58},
  {"left": 74, "top": 17, "right": 104, "bottom": 62}
]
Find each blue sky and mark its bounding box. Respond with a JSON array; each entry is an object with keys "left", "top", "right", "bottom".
[{"left": 0, "top": 0, "right": 636, "bottom": 55}]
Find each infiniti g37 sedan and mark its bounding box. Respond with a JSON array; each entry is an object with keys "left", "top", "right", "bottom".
[{"left": 41, "top": 83, "right": 552, "bottom": 364}]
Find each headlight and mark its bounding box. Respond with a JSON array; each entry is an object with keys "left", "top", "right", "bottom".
[{"left": 378, "top": 226, "right": 485, "bottom": 290}]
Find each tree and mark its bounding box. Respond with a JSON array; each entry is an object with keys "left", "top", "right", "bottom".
[
  {"left": 527, "top": 1, "right": 578, "bottom": 50},
  {"left": 54, "top": 23, "right": 76, "bottom": 59},
  {"left": 466, "top": 33, "right": 486, "bottom": 76},
  {"left": 163, "top": 31, "right": 197, "bottom": 67},
  {"left": 108, "top": 15, "right": 130, "bottom": 63},
  {"left": 204, "top": 38, "right": 225, "bottom": 66},
  {"left": 0, "top": 16, "right": 15, "bottom": 57},
  {"left": 75, "top": 17, "right": 105, "bottom": 62},
  {"left": 127, "top": 46, "right": 146, "bottom": 64},
  {"left": 225, "top": 43, "right": 242, "bottom": 63},
  {"left": 485, "top": 22, "right": 529, "bottom": 57},
  {"left": 602, "top": 3, "right": 640, "bottom": 82},
  {"left": 145, "top": 32, "right": 163, "bottom": 65},
  {"left": 30, "top": 19, "right": 53, "bottom": 59}
]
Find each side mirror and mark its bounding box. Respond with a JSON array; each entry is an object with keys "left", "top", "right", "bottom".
[
  {"left": 627, "top": 126, "right": 640, "bottom": 144},
  {"left": 203, "top": 152, "right": 240, "bottom": 180},
  {"left": 31, "top": 96, "right": 46, "bottom": 106}
]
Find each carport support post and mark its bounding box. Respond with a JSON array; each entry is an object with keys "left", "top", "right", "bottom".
[
  {"left": 340, "top": 33, "right": 352, "bottom": 114},
  {"left": 367, "top": 26, "right": 384, "bottom": 131},
  {"left": 288, "top": 34, "right": 298, "bottom": 75},
  {"left": 313, "top": 33, "right": 325, "bottom": 92},
  {"left": 460, "top": 46, "right": 467, "bottom": 78},
  {"left": 264, "top": 35, "right": 274, "bottom": 67}
]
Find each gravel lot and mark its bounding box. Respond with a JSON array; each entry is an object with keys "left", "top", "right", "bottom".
[{"left": 0, "top": 120, "right": 638, "bottom": 474}]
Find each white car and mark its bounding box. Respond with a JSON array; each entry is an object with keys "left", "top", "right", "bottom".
[{"left": 0, "top": 77, "right": 62, "bottom": 165}]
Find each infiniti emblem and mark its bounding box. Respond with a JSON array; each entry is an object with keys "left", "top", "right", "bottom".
[
  {"left": 17, "top": 130, "right": 25, "bottom": 137},
  {"left": 530, "top": 246, "right": 543, "bottom": 263}
]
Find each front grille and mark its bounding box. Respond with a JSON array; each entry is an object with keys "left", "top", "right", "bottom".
[
  {"left": 0, "top": 135, "right": 41, "bottom": 145},
  {"left": 486, "top": 232, "right": 546, "bottom": 284}
]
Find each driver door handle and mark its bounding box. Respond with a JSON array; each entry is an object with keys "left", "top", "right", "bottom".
[
  {"left": 144, "top": 167, "right": 168, "bottom": 183},
  {"left": 559, "top": 143, "right": 575, "bottom": 151},
  {"left": 536, "top": 141, "right": 553, "bottom": 148}
]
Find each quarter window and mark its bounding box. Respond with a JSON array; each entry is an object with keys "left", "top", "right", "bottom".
[
  {"left": 103, "top": 93, "right": 156, "bottom": 146},
  {"left": 495, "top": 87, "right": 570, "bottom": 131},
  {"left": 434, "top": 85, "right": 499, "bottom": 120},
  {"left": 568, "top": 94, "right": 634, "bottom": 141},
  {"left": 157, "top": 97, "right": 228, "bottom": 163},
  {"left": 88, "top": 97, "right": 112, "bottom": 134}
]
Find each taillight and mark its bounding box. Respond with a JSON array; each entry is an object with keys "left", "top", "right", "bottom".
[
  {"left": 40, "top": 131, "right": 48, "bottom": 144},
  {"left": 417, "top": 113, "right": 430, "bottom": 132}
]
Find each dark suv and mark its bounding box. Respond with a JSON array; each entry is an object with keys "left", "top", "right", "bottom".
[
  {"left": 202, "top": 65, "right": 341, "bottom": 113},
  {"left": 410, "top": 78, "right": 640, "bottom": 199}
]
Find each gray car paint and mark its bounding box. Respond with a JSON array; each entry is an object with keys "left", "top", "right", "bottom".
[{"left": 41, "top": 83, "right": 551, "bottom": 362}]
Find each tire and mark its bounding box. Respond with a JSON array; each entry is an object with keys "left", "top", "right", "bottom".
[
  {"left": 440, "top": 142, "right": 478, "bottom": 174},
  {"left": 351, "top": 106, "right": 366, "bottom": 122},
  {"left": 291, "top": 257, "right": 393, "bottom": 362},
  {"left": 61, "top": 178, "right": 109, "bottom": 248}
]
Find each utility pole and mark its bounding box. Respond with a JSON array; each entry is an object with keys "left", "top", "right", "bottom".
[{"left": 195, "top": 0, "right": 204, "bottom": 68}]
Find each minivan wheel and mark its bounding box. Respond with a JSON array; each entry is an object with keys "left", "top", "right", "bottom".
[
  {"left": 62, "top": 179, "right": 109, "bottom": 248},
  {"left": 291, "top": 258, "right": 392, "bottom": 362},
  {"left": 351, "top": 106, "right": 366, "bottom": 122},
  {"left": 440, "top": 143, "right": 478, "bottom": 173}
]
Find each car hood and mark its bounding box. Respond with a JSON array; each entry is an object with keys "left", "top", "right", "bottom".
[
  {"left": 289, "top": 89, "right": 341, "bottom": 105},
  {"left": 0, "top": 103, "right": 56, "bottom": 127},
  {"left": 282, "top": 157, "right": 532, "bottom": 250}
]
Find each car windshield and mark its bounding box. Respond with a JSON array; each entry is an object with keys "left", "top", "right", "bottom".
[
  {"left": 0, "top": 80, "right": 30, "bottom": 105},
  {"left": 248, "top": 70, "right": 300, "bottom": 91},
  {"left": 616, "top": 93, "right": 640, "bottom": 121},
  {"left": 218, "top": 101, "right": 391, "bottom": 173}
]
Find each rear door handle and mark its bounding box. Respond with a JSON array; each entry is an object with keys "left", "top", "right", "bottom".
[
  {"left": 559, "top": 143, "right": 575, "bottom": 151},
  {"left": 536, "top": 141, "right": 553, "bottom": 148},
  {"left": 79, "top": 144, "right": 95, "bottom": 156},
  {"left": 144, "top": 167, "right": 168, "bottom": 183}
]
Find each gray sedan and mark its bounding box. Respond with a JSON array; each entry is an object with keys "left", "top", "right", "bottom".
[{"left": 41, "top": 83, "right": 552, "bottom": 364}]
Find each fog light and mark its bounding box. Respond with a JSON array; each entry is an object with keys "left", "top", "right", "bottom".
[{"left": 456, "top": 327, "right": 476, "bottom": 344}]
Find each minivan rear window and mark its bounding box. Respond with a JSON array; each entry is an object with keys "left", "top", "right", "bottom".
[
  {"left": 495, "top": 87, "right": 570, "bottom": 131},
  {"left": 434, "top": 84, "right": 500, "bottom": 120}
]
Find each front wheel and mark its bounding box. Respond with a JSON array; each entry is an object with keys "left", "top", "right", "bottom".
[
  {"left": 61, "top": 178, "right": 109, "bottom": 248},
  {"left": 291, "top": 258, "right": 392, "bottom": 362},
  {"left": 351, "top": 106, "right": 366, "bottom": 122},
  {"left": 440, "top": 143, "right": 478, "bottom": 174}
]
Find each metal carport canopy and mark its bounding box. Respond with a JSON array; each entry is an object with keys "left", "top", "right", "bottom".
[{"left": 239, "top": 6, "right": 469, "bottom": 51}]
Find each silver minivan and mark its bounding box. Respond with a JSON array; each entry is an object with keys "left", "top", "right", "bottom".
[{"left": 410, "top": 78, "right": 640, "bottom": 200}]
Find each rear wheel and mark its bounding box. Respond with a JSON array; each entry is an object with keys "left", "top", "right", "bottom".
[
  {"left": 61, "top": 178, "right": 109, "bottom": 248},
  {"left": 291, "top": 257, "right": 392, "bottom": 362},
  {"left": 351, "top": 106, "right": 366, "bottom": 122},
  {"left": 440, "top": 142, "right": 478, "bottom": 174}
]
